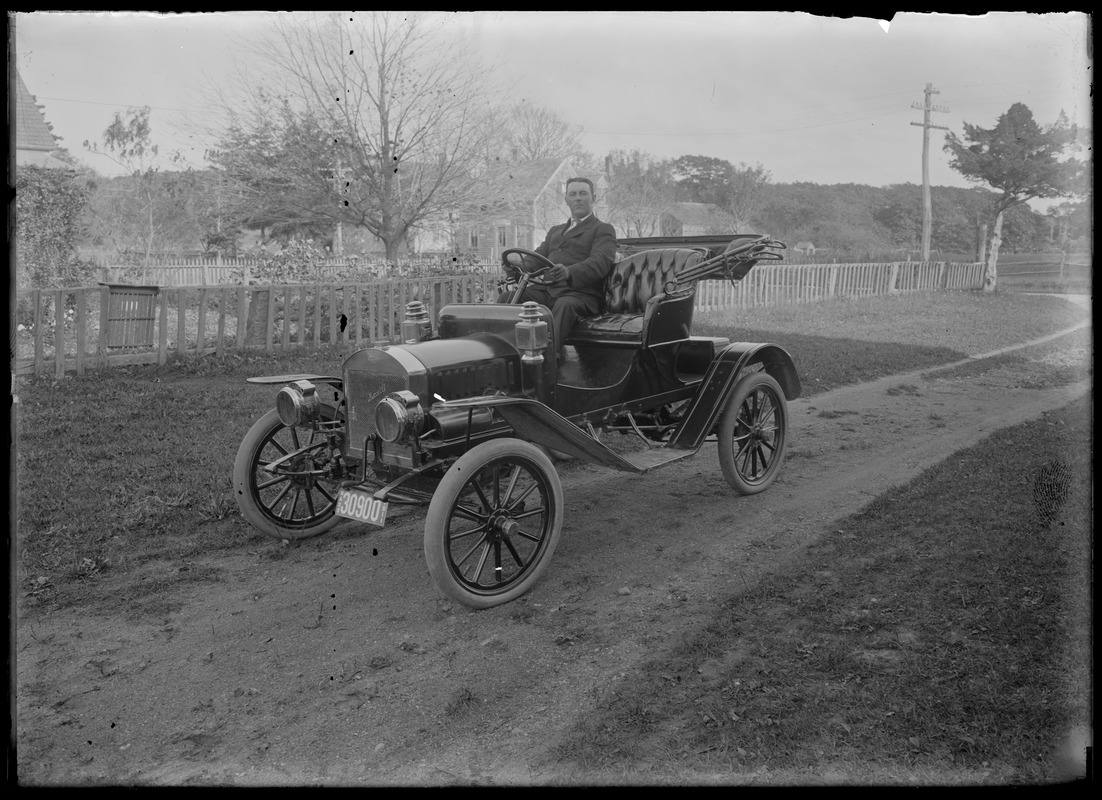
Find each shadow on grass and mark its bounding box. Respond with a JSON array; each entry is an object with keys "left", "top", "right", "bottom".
[{"left": 695, "top": 326, "right": 970, "bottom": 397}]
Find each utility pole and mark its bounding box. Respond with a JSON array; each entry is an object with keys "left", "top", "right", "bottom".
[{"left": 910, "top": 83, "right": 949, "bottom": 261}]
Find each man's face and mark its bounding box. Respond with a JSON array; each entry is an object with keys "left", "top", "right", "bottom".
[{"left": 565, "top": 181, "right": 594, "bottom": 219}]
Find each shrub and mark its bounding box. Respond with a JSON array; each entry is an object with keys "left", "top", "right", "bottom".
[{"left": 16, "top": 165, "right": 98, "bottom": 289}]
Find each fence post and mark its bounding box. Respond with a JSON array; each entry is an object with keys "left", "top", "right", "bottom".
[
  {"left": 76, "top": 289, "right": 90, "bottom": 375},
  {"left": 97, "top": 286, "right": 109, "bottom": 369},
  {"left": 157, "top": 291, "right": 169, "bottom": 365},
  {"left": 54, "top": 289, "right": 65, "bottom": 378},
  {"left": 244, "top": 288, "right": 269, "bottom": 349},
  {"left": 280, "top": 286, "right": 291, "bottom": 351},
  {"left": 329, "top": 285, "right": 339, "bottom": 345},
  {"left": 236, "top": 286, "right": 247, "bottom": 350},
  {"left": 266, "top": 289, "right": 276, "bottom": 352},
  {"left": 888, "top": 263, "right": 900, "bottom": 295},
  {"left": 216, "top": 287, "right": 228, "bottom": 358},
  {"left": 177, "top": 287, "right": 188, "bottom": 355},
  {"left": 313, "top": 288, "right": 322, "bottom": 348},
  {"left": 298, "top": 286, "right": 308, "bottom": 347},
  {"left": 353, "top": 284, "right": 362, "bottom": 347},
  {"left": 197, "top": 288, "right": 209, "bottom": 355},
  {"left": 31, "top": 290, "right": 42, "bottom": 375}
]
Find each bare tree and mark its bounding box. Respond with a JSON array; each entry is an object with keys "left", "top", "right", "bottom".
[
  {"left": 723, "top": 162, "right": 772, "bottom": 233},
  {"left": 604, "top": 149, "right": 675, "bottom": 238},
  {"left": 207, "top": 12, "right": 499, "bottom": 260},
  {"left": 84, "top": 106, "right": 195, "bottom": 269},
  {"left": 500, "top": 101, "right": 583, "bottom": 161}
]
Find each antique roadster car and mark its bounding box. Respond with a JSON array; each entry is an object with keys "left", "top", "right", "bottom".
[{"left": 234, "top": 234, "right": 800, "bottom": 608}]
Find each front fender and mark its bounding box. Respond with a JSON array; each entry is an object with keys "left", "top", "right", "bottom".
[
  {"left": 246, "top": 373, "right": 343, "bottom": 387},
  {"left": 245, "top": 374, "right": 345, "bottom": 426},
  {"left": 667, "top": 342, "right": 800, "bottom": 451}
]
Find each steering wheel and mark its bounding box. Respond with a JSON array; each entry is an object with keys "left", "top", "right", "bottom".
[{"left": 500, "top": 248, "right": 555, "bottom": 283}]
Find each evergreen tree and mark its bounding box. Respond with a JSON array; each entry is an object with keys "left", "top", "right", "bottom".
[{"left": 943, "top": 103, "right": 1084, "bottom": 291}]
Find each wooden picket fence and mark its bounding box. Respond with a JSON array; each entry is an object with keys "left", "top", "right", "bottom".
[
  {"left": 13, "top": 261, "right": 983, "bottom": 377},
  {"left": 694, "top": 260, "right": 985, "bottom": 310}
]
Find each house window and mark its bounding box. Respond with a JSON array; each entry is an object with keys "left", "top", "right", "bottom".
[
  {"left": 497, "top": 227, "right": 507, "bottom": 247},
  {"left": 469, "top": 231, "right": 479, "bottom": 249}
]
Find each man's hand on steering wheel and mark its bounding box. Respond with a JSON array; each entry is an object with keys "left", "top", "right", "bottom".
[
  {"left": 501, "top": 248, "right": 559, "bottom": 284},
  {"left": 543, "top": 264, "right": 569, "bottom": 285}
]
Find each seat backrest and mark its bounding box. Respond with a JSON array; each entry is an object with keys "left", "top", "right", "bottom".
[{"left": 604, "top": 248, "right": 704, "bottom": 315}]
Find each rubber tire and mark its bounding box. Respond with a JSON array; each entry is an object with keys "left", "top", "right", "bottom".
[
  {"left": 425, "top": 439, "right": 563, "bottom": 609},
  {"left": 717, "top": 371, "right": 788, "bottom": 495},
  {"left": 233, "top": 409, "right": 342, "bottom": 540}
]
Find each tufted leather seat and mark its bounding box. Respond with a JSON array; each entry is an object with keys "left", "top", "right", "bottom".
[{"left": 568, "top": 248, "right": 704, "bottom": 345}]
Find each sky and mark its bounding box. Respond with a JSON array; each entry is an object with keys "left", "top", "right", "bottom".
[{"left": 12, "top": 11, "right": 1091, "bottom": 212}]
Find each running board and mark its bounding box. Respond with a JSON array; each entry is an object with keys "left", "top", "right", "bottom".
[
  {"left": 438, "top": 395, "right": 697, "bottom": 474},
  {"left": 620, "top": 447, "right": 697, "bottom": 472}
]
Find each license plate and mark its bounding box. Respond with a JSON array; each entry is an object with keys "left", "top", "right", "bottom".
[{"left": 335, "top": 487, "right": 388, "bottom": 527}]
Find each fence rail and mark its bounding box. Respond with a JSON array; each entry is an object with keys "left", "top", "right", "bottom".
[{"left": 14, "top": 260, "right": 982, "bottom": 377}]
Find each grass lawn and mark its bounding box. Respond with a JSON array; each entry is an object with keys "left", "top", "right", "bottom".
[
  {"left": 695, "top": 290, "right": 1088, "bottom": 395},
  {"left": 551, "top": 395, "right": 1091, "bottom": 784}
]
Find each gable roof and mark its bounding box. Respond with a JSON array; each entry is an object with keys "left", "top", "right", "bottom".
[
  {"left": 15, "top": 71, "right": 59, "bottom": 151},
  {"left": 15, "top": 70, "right": 70, "bottom": 169}
]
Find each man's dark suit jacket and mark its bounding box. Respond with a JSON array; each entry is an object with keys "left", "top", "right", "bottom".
[{"left": 534, "top": 215, "right": 619, "bottom": 303}]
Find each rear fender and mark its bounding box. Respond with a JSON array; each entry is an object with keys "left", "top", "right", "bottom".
[{"left": 667, "top": 342, "right": 799, "bottom": 451}]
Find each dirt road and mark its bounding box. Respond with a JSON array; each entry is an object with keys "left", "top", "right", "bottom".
[{"left": 15, "top": 314, "right": 1091, "bottom": 785}]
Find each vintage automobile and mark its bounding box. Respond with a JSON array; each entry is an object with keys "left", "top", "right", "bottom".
[{"left": 234, "top": 234, "right": 800, "bottom": 608}]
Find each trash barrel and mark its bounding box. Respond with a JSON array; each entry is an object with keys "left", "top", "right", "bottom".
[{"left": 100, "top": 283, "right": 160, "bottom": 347}]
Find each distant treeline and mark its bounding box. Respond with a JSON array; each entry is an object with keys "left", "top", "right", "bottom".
[
  {"left": 75, "top": 170, "right": 1077, "bottom": 262},
  {"left": 750, "top": 182, "right": 1070, "bottom": 258}
]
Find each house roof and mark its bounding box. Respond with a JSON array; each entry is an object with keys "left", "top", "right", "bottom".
[
  {"left": 18, "top": 149, "right": 72, "bottom": 170},
  {"left": 793, "top": 241, "right": 816, "bottom": 250},
  {"left": 483, "top": 157, "right": 570, "bottom": 204},
  {"left": 663, "top": 201, "right": 729, "bottom": 227},
  {"left": 15, "top": 71, "right": 59, "bottom": 153}
]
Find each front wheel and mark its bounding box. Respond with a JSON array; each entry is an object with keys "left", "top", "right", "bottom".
[
  {"left": 233, "top": 409, "right": 343, "bottom": 540},
  {"left": 717, "top": 371, "right": 788, "bottom": 494},
  {"left": 424, "top": 439, "right": 563, "bottom": 609}
]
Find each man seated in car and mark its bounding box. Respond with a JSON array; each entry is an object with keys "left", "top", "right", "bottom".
[{"left": 501, "top": 176, "right": 618, "bottom": 355}]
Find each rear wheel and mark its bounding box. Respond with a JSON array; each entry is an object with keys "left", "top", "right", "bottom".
[
  {"left": 233, "top": 409, "right": 343, "bottom": 539},
  {"left": 717, "top": 371, "right": 788, "bottom": 494},
  {"left": 425, "top": 439, "right": 563, "bottom": 609}
]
